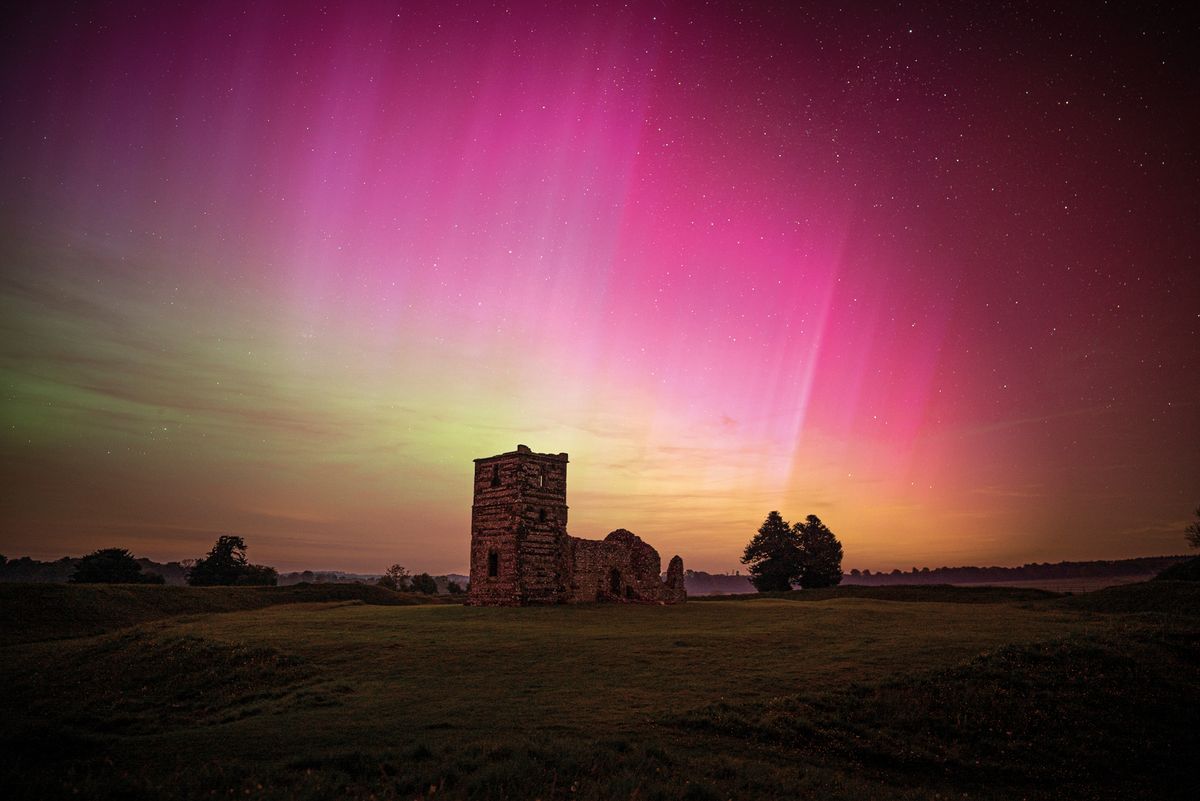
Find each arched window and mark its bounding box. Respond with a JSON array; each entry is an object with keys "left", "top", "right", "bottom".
[
  {"left": 488, "top": 550, "right": 499, "bottom": 578},
  {"left": 538, "top": 468, "right": 545, "bottom": 488},
  {"left": 490, "top": 464, "right": 500, "bottom": 487}
]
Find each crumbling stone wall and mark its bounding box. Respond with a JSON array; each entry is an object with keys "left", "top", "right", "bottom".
[
  {"left": 564, "top": 530, "right": 686, "bottom": 603},
  {"left": 466, "top": 445, "right": 685, "bottom": 606}
]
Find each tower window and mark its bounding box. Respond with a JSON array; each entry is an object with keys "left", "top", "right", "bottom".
[
  {"left": 490, "top": 464, "right": 500, "bottom": 487},
  {"left": 488, "top": 550, "right": 499, "bottom": 578},
  {"left": 538, "top": 468, "right": 545, "bottom": 488},
  {"left": 538, "top": 508, "right": 547, "bottom": 523}
]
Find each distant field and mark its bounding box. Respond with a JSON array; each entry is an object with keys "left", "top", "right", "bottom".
[
  {"left": 694, "top": 574, "right": 1163, "bottom": 597},
  {"left": 952, "top": 574, "right": 1157, "bottom": 593},
  {"left": 2, "top": 582, "right": 1197, "bottom": 800},
  {"left": 0, "top": 581, "right": 454, "bottom": 644}
]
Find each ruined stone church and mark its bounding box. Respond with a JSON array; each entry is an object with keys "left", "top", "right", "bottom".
[{"left": 466, "top": 445, "right": 686, "bottom": 606}]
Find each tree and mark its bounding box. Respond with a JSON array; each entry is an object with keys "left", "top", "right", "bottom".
[
  {"left": 238, "top": 563, "right": 278, "bottom": 586},
  {"left": 187, "top": 536, "right": 247, "bottom": 586},
  {"left": 410, "top": 572, "right": 438, "bottom": 594},
  {"left": 187, "top": 535, "right": 276, "bottom": 586},
  {"left": 446, "top": 580, "right": 464, "bottom": 595},
  {"left": 1187, "top": 505, "right": 1200, "bottom": 549},
  {"left": 795, "top": 515, "right": 844, "bottom": 588},
  {"left": 741, "top": 511, "right": 802, "bottom": 592},
  {"left": 71, "top": 548, "right": 164, "bottom": 584},
  {"left": 377, "top": 564, "right": 410, "bottom": 591}
]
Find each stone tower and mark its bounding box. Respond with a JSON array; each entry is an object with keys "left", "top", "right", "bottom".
[{"left": 467, "top": 444, "right": 569, "bottom": 606}]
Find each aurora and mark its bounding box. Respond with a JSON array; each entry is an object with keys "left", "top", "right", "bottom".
[{"left": 1, "top": 1, "right": 1196, "bottom": 574}]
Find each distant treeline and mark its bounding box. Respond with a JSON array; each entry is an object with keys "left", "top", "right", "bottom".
[
  {"left": 0, "top": 556, "right": 468, "bottom": 594},
  {"left": 683, "top": 555, "right": 1191, "bottom": 594},
  {"left": 840, "top": 556, "right": 1191, "bottom": 586},
  {"left": 0, "top": 556, "right": 189, "bottom": 584}
]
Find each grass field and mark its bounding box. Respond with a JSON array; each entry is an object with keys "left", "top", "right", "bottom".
[{"left": 3, "top": 582, "right": 1197, "bottom": 800}]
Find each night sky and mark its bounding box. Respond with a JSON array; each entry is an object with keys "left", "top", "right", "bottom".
[{"left": 1, "top": 1, "right": 1197, "bottom": 574}]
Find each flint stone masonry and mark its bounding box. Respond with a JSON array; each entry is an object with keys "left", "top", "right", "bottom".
[{"left": 466, "top": 445, "right": 686, "bottom": 606}]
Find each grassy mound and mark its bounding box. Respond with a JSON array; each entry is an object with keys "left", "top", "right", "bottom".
[
  {"left": 3, "top": 629, "right": 333, "bottom": 738},
  {"left": 1156, "top": 556, "right": 1200, "bottom": 582},
  {"left": 695, "top": 583, "right": 1060, "bottom": 604},
  {"left": 674, "top": 629, "right": 1200, "bottom": 799},
  {"left": 0, "top": 581, "right": 449, "bottom": 644},
  {"left": 1, "top": 626, "right": 360, "bottom": 799},
  {"left": 1056, "top": 579, "right": 1200, "bottom": 615}
]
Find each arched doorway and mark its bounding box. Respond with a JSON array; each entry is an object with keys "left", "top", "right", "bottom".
[{"left": 609, "top": 568, "right": 621, "bottom": 596}]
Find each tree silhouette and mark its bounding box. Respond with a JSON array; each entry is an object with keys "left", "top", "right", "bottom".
[
  {"left": 71, "top": 547, "right": 164, "bottom": 584},
  {"left": 239, "top": 563, "right": 279, "bottom": 585},
  {"left": 795, "top": 515, "right": 844, "bottom": 588},
  {"left": 377, "top": 564, "right": 410, "bottom": 591},
  {"left": 741, "top": 511, "right": 802, "bottom": 592},
  {"left": 410, "top": 572, "right": 438, "bottom": 594},
  {"left": 1186, "top": 505, "right": 1200, "bottom": 549},
  {"left": 187, "top": 535, "right": 276, "bottom": 586}
]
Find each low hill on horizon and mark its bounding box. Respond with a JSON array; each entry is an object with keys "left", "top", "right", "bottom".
[
  {"left": 841, "top": 555, "right": 1190, "bottom": 586},
  {"left": 0, "top": 555, "right": 469, "bottom": 592}
]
